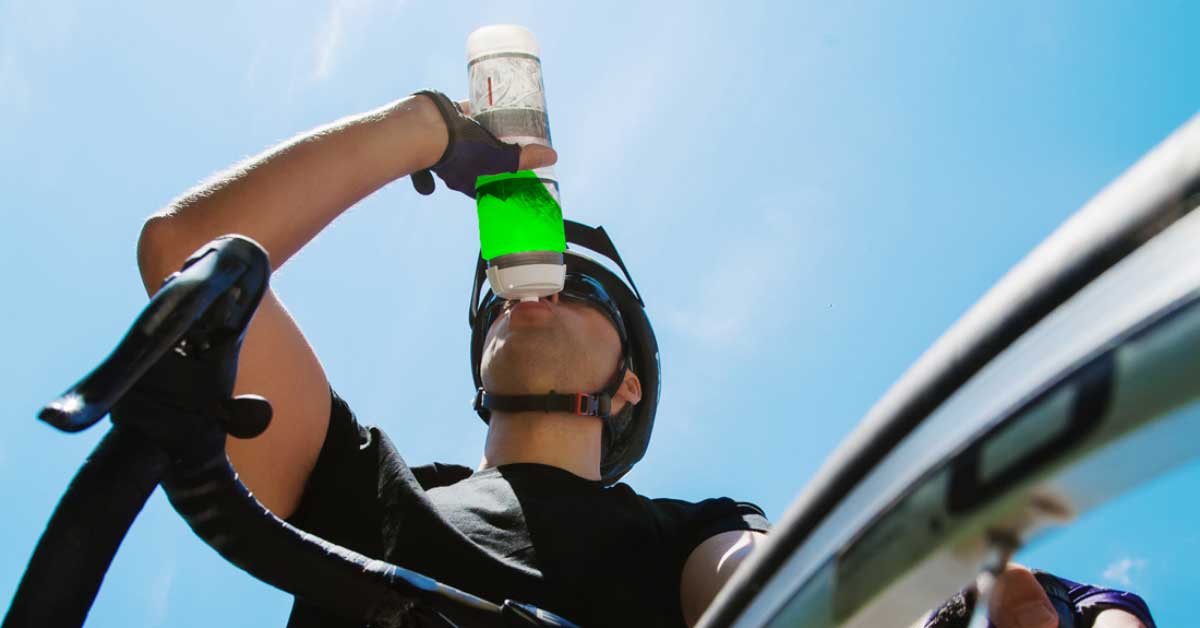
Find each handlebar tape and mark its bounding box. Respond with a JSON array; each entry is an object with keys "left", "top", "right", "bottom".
[
  {"left": 160, "top": 446, "right": 506, "bottom": 627},
  {"left": 3, "top": 427, "right": 168, "bottom": 628}
]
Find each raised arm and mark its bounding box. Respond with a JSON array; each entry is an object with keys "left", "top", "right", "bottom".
[
  {"left": 136, "top": 94, "right": 446, "bottom": 516},
  {"left": 136, "top": 95, "right": 451, "bottom": 518},
  {"left": 138, "top": 92, "right": 557, "bottom": 517}
]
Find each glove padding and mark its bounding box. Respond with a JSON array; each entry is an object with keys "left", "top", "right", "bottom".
[{"left": 410, "top": 89, "right": 521, "bottom": 198}]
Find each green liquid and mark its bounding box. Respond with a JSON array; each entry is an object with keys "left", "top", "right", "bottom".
[{"left": 475, "top": 170, "right": 566, "bottom": 261}]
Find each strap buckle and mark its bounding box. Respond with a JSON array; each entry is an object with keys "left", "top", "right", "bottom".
[
  {"left": 572, "top": 393, "right": 595, "bottom": 416},
  {"left": 572, "top": 393, "right": 610, "bottom": 417}
]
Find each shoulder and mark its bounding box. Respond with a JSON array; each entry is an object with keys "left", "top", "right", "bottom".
[
  {"left": 326, "top": 390, "right": 472, "bottom": 490},
  {"left": 680, "top": 530, "right": 769, "bottom": 626},
  {"left": 289, "top": 391, "right": 472, "bottom": 544},
  {"left": 285, "top": 389, "right": 390, "bottom": 557},
  {"left": 647, "top": 496, "right": 771, "bottom": 536},
  {"left": 639, "top": 493, "right": 768, "bottom": 626},
  {"left": 633, "top": 492, "right": 771, "bottom": 562}
]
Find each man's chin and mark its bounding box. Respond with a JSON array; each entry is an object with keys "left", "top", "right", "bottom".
[{"left": 482, "top": 339, "right": 572, "bottom": 390}]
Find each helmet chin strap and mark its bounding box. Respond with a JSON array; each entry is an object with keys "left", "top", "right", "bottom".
[{"left": 475, "top": 362, "right": 628, "bottom": 420}]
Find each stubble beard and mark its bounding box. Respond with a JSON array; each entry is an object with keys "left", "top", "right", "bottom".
[{"left": 481, "top": 321, "right": 581, "bottom": 395}]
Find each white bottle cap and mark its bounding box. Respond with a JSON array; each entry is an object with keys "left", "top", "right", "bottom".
[
  {"left": 486, "top": 263, "right": 565, "bottom": 300},
  {"left": 466, "top": 24, "right": 540, "bottom": 60}
]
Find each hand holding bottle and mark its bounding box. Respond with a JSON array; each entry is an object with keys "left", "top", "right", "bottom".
[{"left": 410, "top": 90, "right": 557, "bottom": 197}]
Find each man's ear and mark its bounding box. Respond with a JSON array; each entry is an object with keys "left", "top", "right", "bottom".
[{"left": 615, "top": 370, "right": 642, "bottom": 407}]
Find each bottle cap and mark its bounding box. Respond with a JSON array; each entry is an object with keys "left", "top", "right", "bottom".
[
  {"left": 486, "top": 262, "right": 565, "bottom": 300},
  {"left": 466, "top": 24, "right": 540, "bottom": 60}
]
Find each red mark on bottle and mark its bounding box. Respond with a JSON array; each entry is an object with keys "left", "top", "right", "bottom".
[{"left": 487, "top": 77, "right": 493, "bottom": 106}]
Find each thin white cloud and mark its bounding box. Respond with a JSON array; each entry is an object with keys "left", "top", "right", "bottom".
[
  {"left": 0, "top": 0, "right": 78, "bottom": 122},
  {"left": 244, "top": 42, "right": 266, "bottom": 88},
  {"left": 0, "top": 51, "right": 28, "bottom": 114},
  {"left": 313, "top": 1, "right": 348, "bottom": 81},
  {"left": 146, "top": 552, "right": 176, "bottom": 626},
  {"left": 312, "top": 0, "right": 404, "bottom": 82},
  {"left": 664, "top": 192, "right": 837, "bottom": 348},
  {"left": 664, "top": 236, "right": 786, "bottom": 344},
  {"left": 3, "top": 0, "right": 78, "bottom": 51},
  {"left": 1102, "top": 557, "right": 1146, "bottom": 587},
  {"left": 565, "top": 28, "right": 682, "bottom": 206}
]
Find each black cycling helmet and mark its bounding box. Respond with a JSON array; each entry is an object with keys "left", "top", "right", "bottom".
[{"left": 468, "top": 220, "right": 661, "bottom": 484}]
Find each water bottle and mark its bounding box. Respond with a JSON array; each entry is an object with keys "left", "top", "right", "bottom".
[{"left": 466, "top": 25, "right": 565, "bottom": 301}]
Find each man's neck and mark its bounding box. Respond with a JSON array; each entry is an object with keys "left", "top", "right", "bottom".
[{"left": 479, "top": 411, "right": 603, "bottom": 481}]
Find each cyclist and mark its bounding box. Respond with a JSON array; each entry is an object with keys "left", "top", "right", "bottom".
[{"left": 134, "top": 90, "right": 1153, "bottom": 628}]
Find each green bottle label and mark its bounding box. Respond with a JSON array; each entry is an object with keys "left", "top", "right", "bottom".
[{"left": 475, "top": 170, "right": 566, "bottom": 261}]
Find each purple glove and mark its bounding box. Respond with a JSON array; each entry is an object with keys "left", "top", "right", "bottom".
[
  {"left": 924, "top": 571, "right": 1156, "bottom": 628},
  {"left": 1056, "top": 574, "right": 1156, "bottom": 628},
  {"left": 410, "top": 89, "right": 521, "bottom": 198}
]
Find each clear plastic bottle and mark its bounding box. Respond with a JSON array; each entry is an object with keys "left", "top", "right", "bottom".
[{"left": 467, "top": 25, "right": 565, "bottom": 300}]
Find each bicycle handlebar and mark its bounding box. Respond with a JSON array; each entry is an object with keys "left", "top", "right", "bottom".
[
  {"left": 5, "top": 235, "right": 269, "bottom": 628},
  {"left": 3, "top": 427, "right": 168, "bottom": 628},
  {"left": 159, "top": 431, "right": 550, "bottom": 627},
  {"left": 39, "top": 236, "right": 266, "bottom": 432},
  {"left": 5, "top": 235, "right": 580, "bottom": 628}
]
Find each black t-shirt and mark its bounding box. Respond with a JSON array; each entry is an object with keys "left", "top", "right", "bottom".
[{"left": 285, "top": 391, "right": 770, "bottom": 627}]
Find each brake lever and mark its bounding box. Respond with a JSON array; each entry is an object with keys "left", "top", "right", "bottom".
[{"left": 38, "top": 235, "right": 271, "bottom": 432}]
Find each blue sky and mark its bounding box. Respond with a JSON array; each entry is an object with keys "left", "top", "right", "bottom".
[{"left": 2, "top": 1, "right": 1198, "bottom": 626}]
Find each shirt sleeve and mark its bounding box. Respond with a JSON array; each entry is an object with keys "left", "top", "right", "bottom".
[
  {"left": 649, "top": 496, "right": 772, "bottom": 567},
  {"left": 409, "top": 462, "right": 474, "bottom": 490},
  {"left": 285, "top": 389, "right": 386, "bottom": 560},
  {"left": 645, "top": 496, "right": 770, "bottom": 627}
]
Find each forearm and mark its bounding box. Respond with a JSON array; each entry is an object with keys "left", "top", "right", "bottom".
[{"left": 138, "top": 94, "right": 445, "bottom": 287}]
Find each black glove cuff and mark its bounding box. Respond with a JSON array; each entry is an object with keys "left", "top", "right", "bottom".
[
  {"left": 408, "top": 89, "right": 522, "bottom": 197},
  {"left": 413, "top": 89, "right": 461, "bottom": 169}
]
